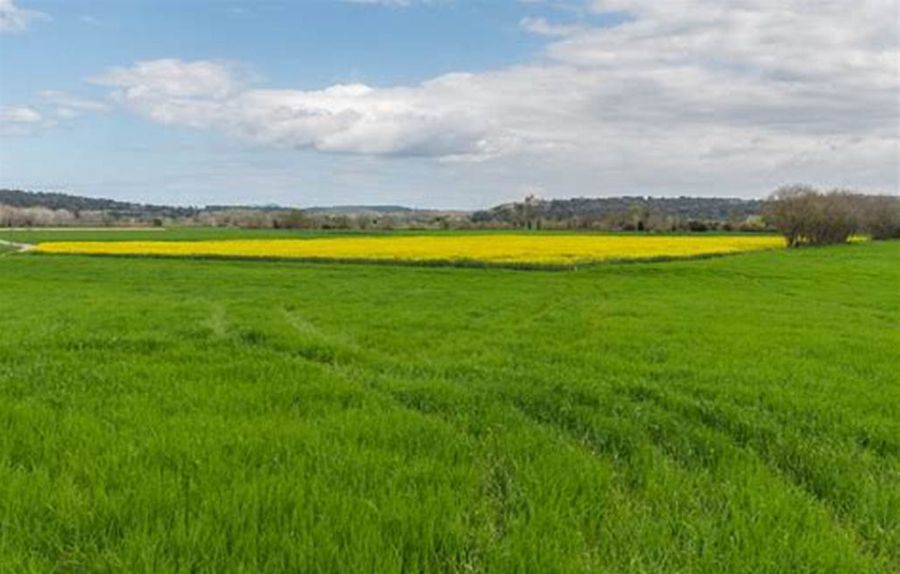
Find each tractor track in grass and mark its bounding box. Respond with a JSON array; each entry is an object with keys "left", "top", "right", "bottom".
[
  {"left": 514, "top": 388, "right": 890, "bottom": 564},
  {"left": 251, "top": 311, "right": 894, "bottom": 568},
  {"left": 203, "top": 304, "right": 525, "bottom": 561},
  {"left": 31, "top": 290, "right": 900, "bottom": 568}
]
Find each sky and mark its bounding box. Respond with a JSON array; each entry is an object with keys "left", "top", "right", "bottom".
[{"left": 0, "top": 0, "right": 898, "bottom": 209}]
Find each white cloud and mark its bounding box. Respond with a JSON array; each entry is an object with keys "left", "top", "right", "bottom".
[
  {"left": 0, "top": 0, "right": 47, "bottom": 34},
  {"left": 90, "top": 0, "right": 899, "bottom": 194},
  {"left": 39, "top": 90, "right": 109, "bottom": 119},
  {"left": 0, "top": 105, "right": 48, "bottom": 134},
  {"left": 520, "top": 16, "right": 586, "bottom": 37},
  {"left": 0, "top": 105, "right": 42, "bottom": 124},
  {"left": 1, "top": 93, "right": 107, "bottom": 135},
  {"left": 94, "top": 59, "right": 241, "bottom": 100},
  {"left": 93, "top": 60, "right": 498, "bottom": 158}
]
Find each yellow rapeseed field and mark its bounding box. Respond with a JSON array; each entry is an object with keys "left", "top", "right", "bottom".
[{"left": 35, "top": 234, "right": 785, "bottom": 266}]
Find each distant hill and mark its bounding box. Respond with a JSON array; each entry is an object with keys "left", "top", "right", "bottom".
[
  {"left": 304, "top": 205, "right": 415, "bottom": 215},
  {"left": 203, "top": 204, "right": 290, "bottom": 213},
  {"left": 474, "top": 196, "right": 764, "bottom": 226},
  {"left": 0, "top": 190, "right": 430, "bottom": 217},
  {"left": 0, "top": 189, "right": 199, "bottom": 219},
  {"left": 2, "top": 188, "right": 767, "bottom": 231},
  {"left": 1, "top": 188, "right": 141, "bottom": 211},
  {"left": 4, "top": 189, "right": 765, "bottom": 222}
]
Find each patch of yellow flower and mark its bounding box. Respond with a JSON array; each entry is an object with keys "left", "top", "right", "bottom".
[{"left": 35, "top": 234, "right": 785, "bottom": 266}]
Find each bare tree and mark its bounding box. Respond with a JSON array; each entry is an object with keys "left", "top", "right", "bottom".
[
  {"left": 763, "top": 185, "right": 860, "bottom": 246},
  {"left": 858, "top": 195, "right": 900, "bottom": 240}
]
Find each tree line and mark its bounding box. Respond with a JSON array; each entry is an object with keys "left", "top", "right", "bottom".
[
  {"left": 2, "top": 186, "right": 899, "bottom": 242},
  {"left": 471, "top": 195, "right": 767, "bottom": 232}
]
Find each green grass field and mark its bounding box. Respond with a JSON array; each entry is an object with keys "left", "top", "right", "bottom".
[{"left": 1, "top": 237, "right": 898, "bottom": 572}]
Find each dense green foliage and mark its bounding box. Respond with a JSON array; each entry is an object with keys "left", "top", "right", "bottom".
[{"left": 1, "top": 240, "right": 898, "bottom": 572}]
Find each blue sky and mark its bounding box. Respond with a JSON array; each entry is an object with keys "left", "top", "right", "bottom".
[{"left": 1, "top": 0, "right": 897, "bottom": 208}]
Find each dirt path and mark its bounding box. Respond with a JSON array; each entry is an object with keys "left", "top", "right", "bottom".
[{"left": 0, "top": 239, "right": 35, "bottom": 254}]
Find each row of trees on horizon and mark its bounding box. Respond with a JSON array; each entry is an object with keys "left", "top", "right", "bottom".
[{"left": 2, "top": 186, "right": 899, "bottom": 245}]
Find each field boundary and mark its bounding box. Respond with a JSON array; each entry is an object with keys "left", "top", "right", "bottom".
[{"left": 26, "top": 247, "right": 787, "bottom": 271}]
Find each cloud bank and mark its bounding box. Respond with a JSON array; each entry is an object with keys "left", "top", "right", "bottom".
[{"left": 85, "top": 0, "right": 900, "bottom": 194}]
